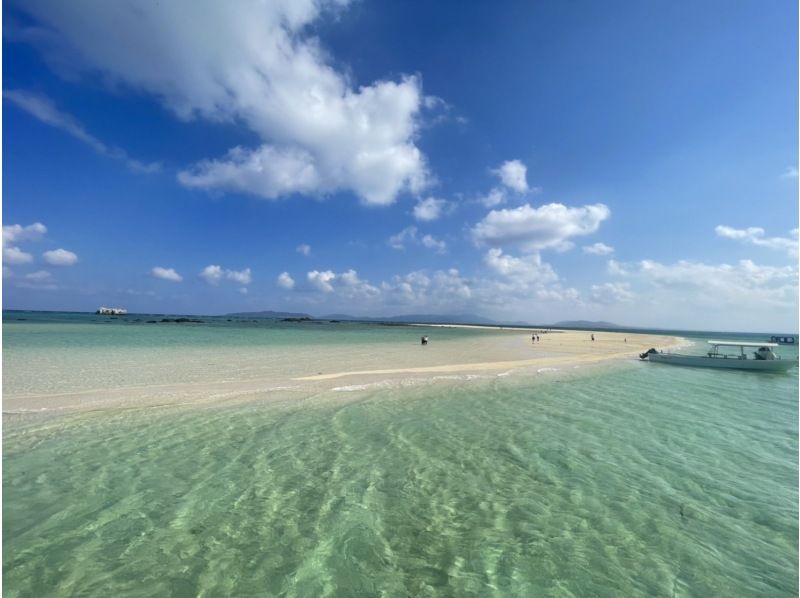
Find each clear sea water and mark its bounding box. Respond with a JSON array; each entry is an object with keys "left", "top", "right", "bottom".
[{"left": 3, "top": 311, "right": 798, "bottom": 596}]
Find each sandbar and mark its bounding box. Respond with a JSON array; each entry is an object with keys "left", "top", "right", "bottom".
[{"left": 4, "top": 328, "right": 682, "bottom": 414}]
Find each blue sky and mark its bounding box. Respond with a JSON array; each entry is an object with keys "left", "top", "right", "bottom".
[{"left": 3, "top": 0, "right": 798, "bottom": 331}]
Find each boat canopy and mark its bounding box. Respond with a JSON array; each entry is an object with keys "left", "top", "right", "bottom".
[{"left": 707, "top": 340, "right": 779, "bottom": 348}]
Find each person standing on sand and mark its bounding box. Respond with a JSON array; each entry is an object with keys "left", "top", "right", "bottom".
[{"left": 591, "top": 333, "right": 595, "bottom": 341}]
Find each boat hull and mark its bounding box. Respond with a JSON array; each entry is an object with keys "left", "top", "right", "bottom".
[{"left": 646, "top": 353, "right": 796, "bottom": 372}]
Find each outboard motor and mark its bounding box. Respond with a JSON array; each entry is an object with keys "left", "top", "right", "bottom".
[{"left": 639, "top": 348, "right": 658, "bottom": 360}]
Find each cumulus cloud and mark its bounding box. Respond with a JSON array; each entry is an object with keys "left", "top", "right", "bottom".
[
  {"left": 226, "top": 268, "right": 252, "bottom": 285},
  {"left": 200, "top": 265, "right": 224, "bottom": 285},
  {"left": 200, "top": 264, "right": 251, "bottom": 286},
  {"left": 151, "top": 266, "right": 183, "bottom": 282},
  {"left": 607, "top": 259, "right": 628, "bottom": 276},
  {"left": 43, "top": 248, "right": 78, "bottom": 266},
  {"left": 583, "top": 242, "right": 614, "bottom": 256},
  {"left": 388, "top": 227, "right": 417, "bottom": 250},
  {"left": 472, "top": 203, "right": 610, "bottom": 252},
  {"left": 296, "top": 244, "right": 311, "bottom": 256},
  {"left": 3, "top": 222, "right": 47, "bottom": 245},
  {"left": 16, "top": 1, "right": 429, "bottom": 204},
  {"left": 388, "top": 226, "right": 446, "bottom": 253},
  {"left": 605, "top": 256, "right": 797, "bottom": 328},
  {"left": 281, "top": 260, "right": 587, "bottom": 323},
  {"left": 4, "top": 90, "right": 160, "bottom": 173},
  {"left": 715, "top": 225, "right": 798, "bottom": 258},
  {"left": 3, "top": 246, "right": 33, "bottom": 265},
  {"left": 380, "top": 268, "right": 472, "bottom": 307},
  {"left": 337, "top": 269, "right": 381, "bottom": 299},
  {"left": 413, "top": 197, "right": 447, "bottom": 221},
  {"left": 307, "top": 270, "right": 336, "bottom": 293},
  {"left": 277, "top": 271, "right": 295, "bottom": 290},
  {"left": 492, "top": 159, "right": 529, "bottom": 193},
  {"left": 479, "top": 248, "right": 579, "bottom": 309},
  {"left": 2, "top": 222, "right": 47, "bottom": 265},
  {"left": 420, "top": 234, "right": 446, "bottom": 253},
  {"left": 781, "top": 166, "right": 798, "bottom": 179},
  {"left": 483, "top": 248, "right": 558, "bottom": 285},
  {"left": 590, "top": 282, "right": 633, "bottom": 303},
  {"left": 480, "top": 188, "right": 506, "bottom": 208}
]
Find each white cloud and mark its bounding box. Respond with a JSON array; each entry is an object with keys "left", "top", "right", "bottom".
[
  {"left": 388, "top": 226, "right": 446, "bottom": 253},
  {"left": 480, "top": 187, "right": 506, "bottom": 208},
  {"left": 607, "top": 259, "right": 628, "bottom": 276},
  {"left": 277, "top": 271, "right": 295, "bottom": 290},
  {"left": 226, "top": 268, "right": 252, "bottom": 285},
  {"left": 2, "top": 266, "right": 12, "bottom": 278},
  {"left": 200, "top": 264, "right": 251, "bottom": 286},
  {"left": 15, "top": 269, "right": 58, "bottom": 290},
  {"left": 492, "top": 159, "right": 529, "bottom": 193},
  {"left": 420, "top": 234, "right": 447, "bottom": 253},
  {"left": 380, "top": 268, "right": 472, "bottom": 306},
  {"left": 583, "top": 242, "right": 614, "bottom": 256},
  {"left": 239, "top": 287, "right": 248, "bottom": 294},
  {"left": 200, "top": 265, "right": 224, "bottom": 285},
  {"left": 483, "top": 248, "right": 558, "bottom": 285},
  {"left": 43, "top": 248, "right": 78, "bottom": 266},
  {"left": 4, "top": 90, "right": 160, "bottom": 173},
  {"left": 151, "top": 266, "right": 183, "bottom": 282},
  {"left": 535, "top": 287, "right": 580, "bottom": 302},
  {"left": 3, "top": 246, "right": 33, "bottom": 265},
  {"left": 308, "top": 270, "right": 336, "bottom": 293},
  {"left": 590, "top": 282, "right": 633, "bottom": 304},
  {"left": 715, "top": 225, "right": 798, "bottom": 258},
  {"left": 337, "top": 269, "right": 380, "bottom": 299},
  {"left": 472, "top": 203, "right": 610, "bottom": 252},
  {"left": 605, "top": 257, "right": 797, "bottom": 329},
  {"left": 283, "top": 260, "right": 588, "bottom": 323},
  {"left": 17, "top": 1, "right": 429, "bottom": 205},
  {"left": 2, "top": 222, "right": 47, "bottom": 245},
  {"left": 479, "top": 248, "right": 579, "bottom": 310},
  {"left": 413, "top": 197, "right": 447, "bottom": 221},
  {"left": 25, "top": 270, "right": 53, "bottom": 282},
  {"left": 3, "top": 222, "right": 46, "bottom": 265},
  {"left": 296, "top": 244, "right": 311, "bottom": 256},
  {"left": 388, "top": 226, "right": 418, "bottom": 250}
]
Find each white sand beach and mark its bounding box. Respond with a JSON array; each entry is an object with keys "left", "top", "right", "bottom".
[{"left": 4, "top": 327, "right": 682, "bottom": 414}]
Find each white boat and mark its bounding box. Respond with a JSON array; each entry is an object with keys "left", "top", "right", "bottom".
[{"left": 640, "top": 341, "right": 797, "bottom": 372}]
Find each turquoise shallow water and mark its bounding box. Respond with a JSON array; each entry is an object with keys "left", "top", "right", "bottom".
[{"left": 3, "top": 313, "right": 798, "bottom": 596}]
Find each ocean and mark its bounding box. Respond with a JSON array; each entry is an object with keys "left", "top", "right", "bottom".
[{"left": 3, "top": 311, "right": 798, "bottom": 596}]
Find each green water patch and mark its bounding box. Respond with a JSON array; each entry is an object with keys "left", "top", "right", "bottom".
[{"left": 4, "top": 365, "right": 797, "bottom": 596}]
